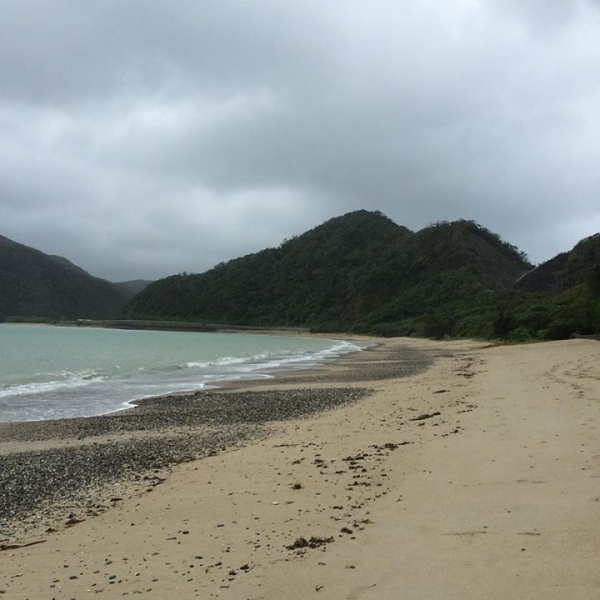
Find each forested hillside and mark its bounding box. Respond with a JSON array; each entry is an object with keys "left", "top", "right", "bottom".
[
  {"left": 5, "top": 211, "right": 598, "bottom": 339},
  {"left": 0, "top": 235, "right": 125, "bottom": 320},
  {"left": 125, "top": 210, "right": 537, "bottom": 337},
  {"left": 497, "top": 233, "right": 600, "bottom": 340}
]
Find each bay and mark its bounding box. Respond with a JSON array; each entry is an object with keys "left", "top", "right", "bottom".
[{"left": 0, "top": 324, "right": 366, "bottom": 423}]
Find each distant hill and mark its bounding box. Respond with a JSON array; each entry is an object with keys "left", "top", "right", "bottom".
[
  {"left": 516, "top": 233, "right": 600, "bottom": 293},
  {"left": 514, "top": 253, "right": 570, "bottom": 293},
  {"left": 496, "top": 233, "right": 600, "bottom": 340},
  {"left": 114, "top": 279, "right": 153, "bottom": 302},
  {"left": 125, "top": 210, "right": 533, "bottom": 336},
  {"left": 0, "top": 234, "right": 125, "bottom": 320}
]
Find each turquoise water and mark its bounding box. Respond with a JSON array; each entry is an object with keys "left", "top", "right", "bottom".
[{"left": 0, "top": 325, "right": 366, "bottom": 423}]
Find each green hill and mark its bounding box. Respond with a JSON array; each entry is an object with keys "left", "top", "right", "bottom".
[
  {"left": 500, "top": 233, "right": 600, "bottom": 340},
  {"left": 516, "top": 233, "right": 600, "bottom": 293},
  {"left": 125, "top": 210, "right": 533, "bottom": 337},
  {"left": 0, "top": 234, "right": 125, "bottom": 320},
  {"left": 7, "top": 210, "right": 592, "bottom": 340}
]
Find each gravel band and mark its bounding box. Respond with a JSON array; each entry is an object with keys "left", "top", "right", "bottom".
[
  {"left": 0, "top": 387, "right": 372, "bottom": 443},
  {"left": 0, "top": 425, "right": 260, "bottom": 526},
  {"left": 0, "top": 387, "right": 372, "bottom": 536}
]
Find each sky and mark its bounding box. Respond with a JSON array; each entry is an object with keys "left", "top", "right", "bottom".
[{"left": 2, "top": 0, "right": 600, "bottom": 282}]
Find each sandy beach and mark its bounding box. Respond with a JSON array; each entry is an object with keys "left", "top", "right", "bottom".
[{"left": 1, "top": 337, "right": 599, "bottom": 599}]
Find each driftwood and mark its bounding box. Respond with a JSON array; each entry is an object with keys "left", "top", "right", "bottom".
[
  {"left": 409, "top": 411, "right": 441, "bottom": 421},
  {"left": 0, "top": 539, "right": 46, "bottom": 551}
]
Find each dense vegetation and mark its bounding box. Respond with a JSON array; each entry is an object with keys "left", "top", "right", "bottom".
[
  {"left": 127, "top": 209, "right": 596, "bottom": 340},
  {"left": 0, "top": 234, "right": 126, "bottom": 320},
  {"left": 498, "top": 233, "right": 600, "bottom": 340},
  {"left": 5, "top": 212, "right": 599, "bottom": 340}
]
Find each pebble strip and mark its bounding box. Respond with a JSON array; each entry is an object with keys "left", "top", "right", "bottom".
[{"left": 0, "top": 387, "right": 371, "bottom": 537}]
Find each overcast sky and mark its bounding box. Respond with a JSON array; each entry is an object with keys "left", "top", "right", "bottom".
[{"left": 2, "top": 1, "right": 600, "bottom": 281}]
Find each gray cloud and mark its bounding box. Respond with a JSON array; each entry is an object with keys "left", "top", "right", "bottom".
[{"left": 1, "top": 0, "right": 600, "bottom": 280}]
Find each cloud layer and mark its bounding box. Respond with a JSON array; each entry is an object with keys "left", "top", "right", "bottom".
[{"left": 2, "top": 0, "right": 600, "bottom": 280}]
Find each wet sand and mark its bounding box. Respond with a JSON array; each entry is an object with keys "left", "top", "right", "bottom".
[{"left": 1, "top": 337, "right": 600, "bottom": 599}]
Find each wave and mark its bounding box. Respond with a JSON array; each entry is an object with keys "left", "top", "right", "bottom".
[
  {"left": 0, "top": 334, "right": 370, "bottom": 422},
  {"left": 184, "top": 339, "right": 365, "bottom": 372},
  {"left": 0, "top": 371, "right": 105, "bottom": 399}
]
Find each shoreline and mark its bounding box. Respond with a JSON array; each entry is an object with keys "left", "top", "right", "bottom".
[
  {"left": 0, "top": 339, "right": 430, "bottom": 539},
  {"left": 0, "top": 324, "right": 374, "bottom": 424},
  {"left": 3, "top": 337, "right": 600, "bottom": 599},
  {"left": 1, "top": 319, "right": 314, "bottom": 335}
]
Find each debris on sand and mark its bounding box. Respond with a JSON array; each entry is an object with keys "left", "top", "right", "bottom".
[{"left": 286, "top": 536, "right": 334, "bottom": 550}]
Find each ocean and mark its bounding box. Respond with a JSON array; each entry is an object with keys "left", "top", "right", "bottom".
[{"left": 0, "top": 324, "right": 367, "bottom": 423}]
